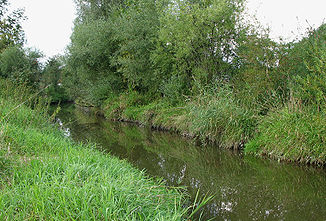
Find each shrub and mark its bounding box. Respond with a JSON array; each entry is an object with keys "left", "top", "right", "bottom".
[{"left": 160, "top": 75, "right": 187, "bottom": 105}]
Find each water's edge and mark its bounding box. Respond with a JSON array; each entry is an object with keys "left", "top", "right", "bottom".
[{"left": 56, "top": 104, "right": 326, "bottom": 220}]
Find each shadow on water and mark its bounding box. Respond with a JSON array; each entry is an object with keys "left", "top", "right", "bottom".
[{"left": 56, "top": 104, "right": 326, "bottom": 220}]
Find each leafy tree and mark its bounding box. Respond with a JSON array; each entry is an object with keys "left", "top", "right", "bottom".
[
  {"left": 74, "top": 0, "right": 123, "bottom": 21},
  {"left": 0, "top": 46, "right": 42, "bottom": 86},
  {"left": 153, "top": 0, "right": 246, "bottom": 95},
  {"left": 112, "top": 0, "right": 162, "bottom": 94},
  {"left": 65, "top": 19, "right": 123, "bottom": 105},
  {"left": 0, "top": 0, "right": 25, "bottom": 51}
]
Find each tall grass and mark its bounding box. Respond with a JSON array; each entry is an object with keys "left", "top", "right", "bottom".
[
  {"left": 187, "top": 85, "right": 257, "bottom": 148},
  {"left": 245, "top": 106, "right": 326, "bottom": 166},
  {"left": 102, "top": 85, "right": 257, "bottom": 149},
  {"left": 0, "top": 79, "right": 190, "bottom": 220}
]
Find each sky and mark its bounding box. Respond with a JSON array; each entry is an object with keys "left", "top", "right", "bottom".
[
  {"left": 246, "top": 0, "right": 326, "bottom": 41},
  {"left": 9, "top": 0, "right": 76, "bottom": 58},
  {"left": 8, "top": 0, "right": 326, "bottom": 58}
]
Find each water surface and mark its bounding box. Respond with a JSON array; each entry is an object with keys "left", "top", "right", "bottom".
[{"left": 56, "top": 104, "right": 326, "bottom": 220}]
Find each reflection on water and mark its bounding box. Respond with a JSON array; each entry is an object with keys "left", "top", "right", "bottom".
[{"left": 56, "top": 104, "right": 326, "bottom": 220}]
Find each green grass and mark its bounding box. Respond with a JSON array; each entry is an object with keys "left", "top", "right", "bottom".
[
  {"left": 245, "top": 106, "right": 326, "bottom": 166},
  {"left": 187, "top": 87, "right": 257, "bottom": 148},
  {"left": 0, "top": 79, "right": 189, "bottom": 220}
]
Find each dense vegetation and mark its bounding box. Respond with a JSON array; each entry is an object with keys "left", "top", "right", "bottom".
[
  {"left": 60, "top": 0, "right": 326, "bottom": 165},
  {"left": 0, "top": 0, "right": 325, "bottom": 218},
  {"left": 0, "top": 2, "right": 199, "bottom": 220},
  {"left": 1, "top": 0, "right": 325, "bottom": 170}
]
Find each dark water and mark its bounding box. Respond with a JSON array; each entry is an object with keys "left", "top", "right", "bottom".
[{"left": 56, "top": 104, "right": 326, "bottom": 220}]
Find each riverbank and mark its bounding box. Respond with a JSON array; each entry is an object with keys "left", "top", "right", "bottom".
[
  {"left": 57, "top": 102, "right": 326, "bottom": 220},
  {"left": 98, "top": 90, "right": 326, "bottom": 166},
  {"left": 0, "top": 80, "right": 189, "bottom": 220}
]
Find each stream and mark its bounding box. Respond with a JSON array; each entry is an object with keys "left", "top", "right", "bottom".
[{"left": 56, "top": 104, "right": 326, "bottom": 220}]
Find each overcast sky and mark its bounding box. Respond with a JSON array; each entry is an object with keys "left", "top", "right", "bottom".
[
  {"left": 8, "top": 0, "right": 326, "bottom": 58},
  {"left": 9, "top": 0, "right": 76, "bottom": 58},
  {"left": 246, "top": 0, "right": 326, "bottom": 41}
]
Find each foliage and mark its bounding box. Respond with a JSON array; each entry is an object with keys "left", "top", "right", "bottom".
[
  {"left": 153, "top": 0, "right": 246, "bottom": 94},
  {"left": 0, "top": 0, "right": 25, "bottom": 52},
  {"left": 65, "top": 19, "right": 123, "bottom": 105},
  {"left": 67, "top": 0, "right": 247, "bottom": 101},
  {"left": 62, "top": 0, "right": 326, "bottom": 165},
  {"left": 41, "top": 56, "right": 69, "bottom": 102},
  {"left": 160, "top": 75, "right": 187, "bottom": 105},
  {"left": 0, "top": 46, "right": 42, "bottom": 87},
  {"left": 112, "top": 0, "right": 162, "bottom": 94},
  {"left": 74, "top": 0, "right": 123, "bottom": 21},
  {"left": 290, "top": 24, "right": 326, "bottom": 110},
  {"left": 231, "top": 26, "right": 290, "bottom": 114}
]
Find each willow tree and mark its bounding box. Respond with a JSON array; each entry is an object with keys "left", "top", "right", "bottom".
[
  {"left": 112, "top": 0, "right": 163, "bottom": 94},
  {"left": 65, "top": 0, "right": 126, "bottom": 105},
  {"left": 153, "top": 0, "right": 247, "bottom": 95}
]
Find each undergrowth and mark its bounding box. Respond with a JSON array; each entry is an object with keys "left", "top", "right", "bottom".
[{"left": 102, "top": 86, "right": 257, "bottom": 149}]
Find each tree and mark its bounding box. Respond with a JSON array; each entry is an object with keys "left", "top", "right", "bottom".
[
  {"left": 74, "top": 0, "right": 124, "bottom": 22},
  {"left": 0, "top": 46, "right": 42, "bottom": 86},
  {"left": 0, "top": 0, "right": 25, "bottom": 52},
  {"left": 42, "top": 56, "right": 69, "bottom": 102},
  {"left": 112, "top": 0, "right": 162, "bottom": 94},
  {"left": 153, "top": 0, "right": 246, "bottom": 95},
  {"left": 65, "top": 19, "right": 123, "bottom": 105}
]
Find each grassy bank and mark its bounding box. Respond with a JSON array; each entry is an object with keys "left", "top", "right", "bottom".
[
  {"left": 0, "top": 79, "right": 190, "bottom": 220},
  {"left": 246, "top": 106, "right": 326, "bottom": 165},
  {"left": 100, "top": 89, "right": 326, "bottom": 166},
  {"left": 102, "top": 87, "right": 257, "bottom": 149}
]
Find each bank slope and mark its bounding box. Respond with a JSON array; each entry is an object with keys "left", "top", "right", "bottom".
[{"left": 0, "top": 81, "right": 187, "bottom": 220}]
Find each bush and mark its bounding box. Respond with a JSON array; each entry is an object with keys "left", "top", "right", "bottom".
[
  {"left": 233, "top": 32, "right": 289, "bottom": 115},
  {"left": 160, "top": 75, "right": 187, "bottom": 105}
]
